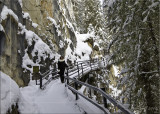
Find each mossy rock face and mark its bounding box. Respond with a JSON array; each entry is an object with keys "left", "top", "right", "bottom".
[
  {"left": 7, "top": 103, "right": 19, "bottom": 114},
  {"left": 22, "top": 69, "right": 30, "bottom": 86},
  {"left": 68, "top": 28, "right": 77, "bottom": 48},
  {"left": 93, "top": 45, "right": 99, "bottom": 51},
  {"left": 0, "top": 14, "right": 25, "bottom": 86},
  {"left": 0, "top": 1, "right": 3, "bottom": 11},
  {"left": 0, "top": 31, "right": 6, "bottom": 56},
  {"left": 85, "top": 38, "right": 93, "bottom": 47},
  {"left": 1, "top": 0, "right": 79, "bottom": 87}
]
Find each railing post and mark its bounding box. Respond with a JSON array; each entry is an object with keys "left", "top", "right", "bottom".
[
  {"left": 88, "top": 75, "right": 92, "bottom": 98},
  {"left": 77, "top": 63, "right": 80, "bottom": 78},
  {"left": 34, "top": 73, "right": 38, "bottom": 85},
  {"left": 90, "top": 60, "right": 92, "bottom": 70},
  {"left": 52, "top": 64, "right": 57, "bottom": 78},
  {"left": 81, "top": 63, "right": 83, "bottom": 75},
  {"left": 74, "top": 78, "right": 79, "bottom": 100},
  {"left": 36, "top": 75, "right": 37, "bottom": 85},
  {"left": 101, "top": 88, "right": 107, "bottom": 108},
  {"left": 67, "top": 68, "right": 69, "bottom": 85},
  {"left": 40, "top": 75, "right": 42, "bottom": 89}
]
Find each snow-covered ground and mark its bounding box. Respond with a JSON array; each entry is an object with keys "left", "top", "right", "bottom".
[
  {"left": 0, "top": 71, "right": 20, "bottom": 114},
  {"left": 19, "top": 80, "right": 83, "bottom": 114},
  {"left": 1, "top": 71, "right": 104, "bottom": 114},
  {"left": 19, "top": 79, "right": 104, "bottom": 114}
]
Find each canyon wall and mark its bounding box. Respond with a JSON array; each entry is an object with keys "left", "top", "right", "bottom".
[
  {"left": 0, "top": 0, "right": 78, "bottom": 86},
  {"left": 0, "top": 0, "right": 25, "bottom": 86}
]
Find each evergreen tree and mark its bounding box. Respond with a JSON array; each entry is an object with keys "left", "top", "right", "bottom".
[
  {"left": 103, "top": 0, "right": 159, "bottom": 113},
  {"left": 73, "top": 0, "right": 107, "bottom": 52},
  {"left": 73, "top": 0, "right": 103, "bottom": 34}
]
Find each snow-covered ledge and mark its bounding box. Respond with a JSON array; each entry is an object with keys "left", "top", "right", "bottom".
[{"left": 0, "top": 71, "right": 20, "bottom": 113}]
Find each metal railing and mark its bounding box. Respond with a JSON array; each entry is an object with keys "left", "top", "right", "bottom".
[
  {"left": 67, "top": 59, "right": 100, "bottom": 78},
  {"left": 35, "top": 58, "right": 103, "bottom": 89},
  {"left": 66, "top": 82, "right": 110, "bottom": 114},
  {"left": 36, "top": 68, "right": 59, "bottom": 89},
  {"left": 35, "top": 58, "right": 133, "bottom": 113},
  {"left": 65, "top": 77, "right": 133, "bottom": 114},
  {"left": 35, "top": 59, "right": 99, "bottom": 89},
  {"left": 64, "top": 59, "right": 133, "bottom": 114}
]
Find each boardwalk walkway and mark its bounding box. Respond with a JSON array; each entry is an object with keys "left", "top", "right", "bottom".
[
  {"left": 20, "top": 79, "right": 103, "bottom": 114},
  {"left": 31, "top": 59, "right": 132, "bottom": 114}
]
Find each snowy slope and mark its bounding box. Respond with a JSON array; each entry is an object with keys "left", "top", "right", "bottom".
[
  {"left": 19, "top": 79, "right": 104, "bottom": 114},
  {"left": 19, "top": 79, "right": 83, "bottom": 114},
  {"left": 0, "top": 71, "right": 80, "bottom": 113},
  {"left": 0, "top": 71, "right": 20, "bottom": 113}
]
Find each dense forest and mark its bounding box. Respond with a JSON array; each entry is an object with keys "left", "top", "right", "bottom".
[
  {"left": 103, "top": 0, "right": 159, "bottom": 113},
  {"left": 74, "top": 0, "right": 159, "bottom": 113}
]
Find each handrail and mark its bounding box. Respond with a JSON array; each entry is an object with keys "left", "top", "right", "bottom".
[
  {"left": 35, "top": 58, "right": 133, "bottom": 113},
  {"left": 37, "top": 59, "right": 93, "bottom": 89},
  {"left": 38, "top": 68, "right": 59, "bottom": 89},
  {"left": 65, "top": 77, "right": 133, "bottom": 114},
  {"left": 41, "top": 69, "right": 54, "bottom": 76},
  {"left": 64, "top": 59, "right": 133, "bottom": 114},
  {"left": 77, "top": 58, "right": 99, "bottom": 63},
  {"left": 66, "top": 84, "right": 110, "bottom": 114},
  {"left": 68, "top": 66, "right": 88, "bottom": 76},
  {"left": 41, "top": 74, "right": 59, "bottom": 89},
  {"left": 42, "top": 70, "right": 58, "bottom": 80},
  {"left": 38, "top": 59, "right": 104, "bottom": 89}
]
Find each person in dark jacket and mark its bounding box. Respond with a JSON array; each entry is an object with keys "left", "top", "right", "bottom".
[{"left": 58, "top": 56, "right": 68, "bottom": 83}]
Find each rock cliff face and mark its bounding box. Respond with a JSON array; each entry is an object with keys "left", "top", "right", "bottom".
[
  {"left": 22, "top": 0, "right": 77, "bottom": 55},
  {"left": 0, "top": 0, "right": 25, "bottom": 86},
  {"left": 0, "top": 0, "right": 99, "bottom": 86},
  {"left": 0, "top": 0, "right": 78, "bottom": 86}
]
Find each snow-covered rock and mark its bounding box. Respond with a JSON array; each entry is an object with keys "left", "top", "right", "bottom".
[
  {"left": 0, "top": 6, "right": 19, "bottom": 22},
  {"left": 75, "top": 33, "right": 94, "bottom": 61},
  {"left": 0, "top": 71, "right": 20, "bottom": 113}
]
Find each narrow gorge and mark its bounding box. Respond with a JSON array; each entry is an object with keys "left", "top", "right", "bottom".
[{"left": 0, "top": 0, "right": 159, "bottom": 114}]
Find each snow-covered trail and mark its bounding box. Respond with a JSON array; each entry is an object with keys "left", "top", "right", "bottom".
[
  {"left": 1, "top": 69, "right": 104, "bottom": 114},
  {"left": 19, "top": 79, "right": 83, "bottom": 114}
]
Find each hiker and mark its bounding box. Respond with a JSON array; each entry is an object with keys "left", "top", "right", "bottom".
[{"left": 58, "top": 56, "right": 68, "bottom": 83}]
